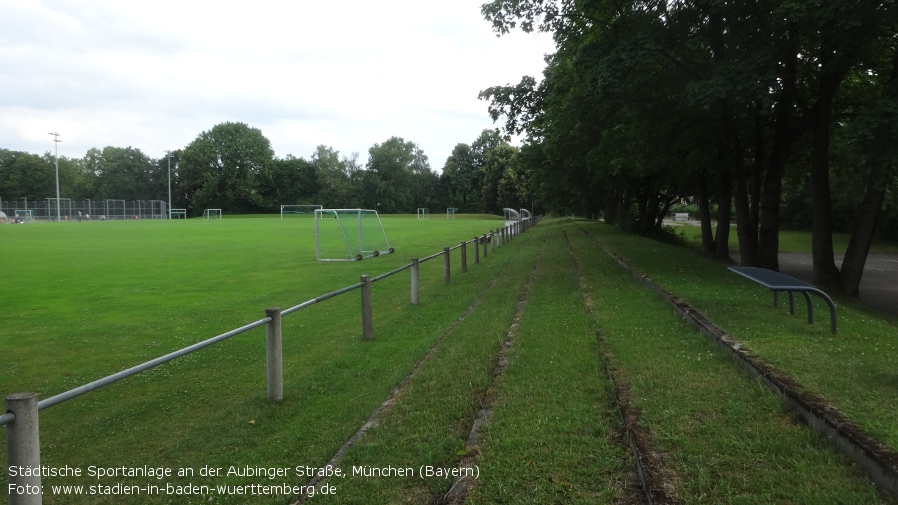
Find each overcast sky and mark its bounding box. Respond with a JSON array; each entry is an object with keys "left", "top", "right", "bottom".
[{"left": 1, "top": 0, "right": 554, "bottom": 170}]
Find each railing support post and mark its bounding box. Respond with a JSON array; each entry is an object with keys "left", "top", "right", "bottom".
[
  {"left": 6, "top": 392, "right": 41, "bottom": 505},
  {"left": 460, "top": 241, "right": 467, "bottom": 273},
  {"left": 482, "top": 234, "right": 488, "bottom": 258},
  {"left": 474, "top": 237, "right": 480, "bottom": 264},
  {"left": 361, "top": 275, "right": 374, "bottom": 340},
  {"left": 265, "top": 308, "right": 283, "bottom": 402},
  {"left": 492, "top": 230, "right": 497, "bottom": 253},
  {"left": 411, "top": 259, "right": 420, "bottom": 305},
  {"left": 443, "top": 247, "right": 451, "bottom": 284}
]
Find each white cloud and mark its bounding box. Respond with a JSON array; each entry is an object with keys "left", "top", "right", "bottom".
[{"left": 0, "top": 0, "right": 554, "bottom": 169}]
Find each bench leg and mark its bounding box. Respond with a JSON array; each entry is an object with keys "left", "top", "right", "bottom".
[{"left": 801, "top": 291, "right": 814, "bottom": 324}]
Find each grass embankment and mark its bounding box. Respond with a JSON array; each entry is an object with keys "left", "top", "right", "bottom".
[
  {"left": 0, "top": 217, "right": 507, "bottom": 504},
  {"left": 566, "top": 221, "right": 891, "bottom": 503},
  {"left": 584, "top": 220, "right": 898, "bottom": 455},
  {"left": 317, "top": 223, "right": 633, "bottom": 504}
]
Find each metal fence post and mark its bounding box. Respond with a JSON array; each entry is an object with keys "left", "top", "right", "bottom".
[
  {"left": 474, "top": 236, "right": 480, "bottom": 264},
  {"left": 411, "top": 259, "right": 420, "bottom": 305},
  {"left": 443, "top": 247, "right": 451, "bottom": 284},
  {"left": 265, "top": 308, "right": 283, "bottom": 402},
  {"left": 460, "top": 241, "right": 467, "bottom": 273},
  {"left": 361, "top": 275, "right": 374, "bottom": 340},
  {"left": 6, "top": 392, "right": 41, "bottom": 505}
]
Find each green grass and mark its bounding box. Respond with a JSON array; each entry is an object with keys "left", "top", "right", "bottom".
[
  {"left": 4, "top": 216, "right": 898, "bottom": 504},
  {"left": 580, "top": 220, "right": 898, "bottom": 455},
  {"left": 0, "top": 215, "right": 506, "bottom": 504},
  {"left": 566, "top": 221, "right": 890, "bottom": 503}
]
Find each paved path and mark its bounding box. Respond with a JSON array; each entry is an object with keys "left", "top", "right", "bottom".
[{"left": 774, "top": 253, "right": 898, "bottom": 317}]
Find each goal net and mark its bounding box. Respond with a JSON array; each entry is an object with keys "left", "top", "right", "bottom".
[
  {"left": 281, "top": 204, "right": 322, "bottom": 218},
  {"left": 315, "top": 209, "right": 393, "bottom": 261},
  {"left": 15, "top": 210, "right": 36, "bottom": 222},
  {"left": 203, "top": 208, "right": 222, "bottom": 219}
]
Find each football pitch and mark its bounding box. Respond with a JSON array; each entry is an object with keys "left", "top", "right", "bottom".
[{"left": 0, "top": 214, "right": 512, "bottom": 503}]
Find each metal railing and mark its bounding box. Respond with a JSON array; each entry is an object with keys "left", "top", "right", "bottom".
[{"left": 2, "top": 216, "right": 540, "bottom": 504}]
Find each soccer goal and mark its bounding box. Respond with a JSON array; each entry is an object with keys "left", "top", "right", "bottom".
[
  {"left": 203, "top": 208, "right": 222, "bottom": 219},
  {"left": 15, "top": 209, "right": 36, "bottom": 222},
  {"left": 170, "top": 209, "right": 187, "bottom": 219},
  {"left": 417, "top": 208, "right": 429, "bottom": 220},
  {"left": 447, "top": 207, "right": 458, "bottom": 219},
  {"left": 315, "top": 209, "right": 393, "bottom": 261},
  {"left": 281, "top": 204, "right": 323, "bottom": 218}
]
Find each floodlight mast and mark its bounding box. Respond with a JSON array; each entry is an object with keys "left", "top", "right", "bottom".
[
  {"left": 166, "top": 150, "right": 173, "bottom": 219},
  {"left": 49, "top": 132, "right": 61, "bottom": 222}
]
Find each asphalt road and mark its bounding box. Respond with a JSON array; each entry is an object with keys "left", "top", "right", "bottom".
[{"left": 775, "top": 253, "right": 898, "bottom": 317}]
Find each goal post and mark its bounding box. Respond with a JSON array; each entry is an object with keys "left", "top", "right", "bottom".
[
  {"left": 281, "top": 204, "right": 323, "bottom": 218},
  {"left": 203, "top": 208, "right": 222, "bottom": 219},
  {"left": 315, "top": 209, "right": 393, "bottom": 261},
  {"left": 447, "top": 207, "right": 458, "bottom": 219},
  {"left": 417, "top": 208, "right": 429, "bottom": 220}
]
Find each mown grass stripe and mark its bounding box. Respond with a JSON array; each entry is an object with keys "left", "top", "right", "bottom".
[
  {"left": 443, "top": 229, "right": 547, "bottom": 504},
  {"left": 563, "top": 228, "right": 680, "bottom": 505},
  {"left": 466, "top": 220, "right": 634, "bottom": 504}
]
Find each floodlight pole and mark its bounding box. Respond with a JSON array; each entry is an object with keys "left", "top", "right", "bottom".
[
  {"left": 166, "top": 150, "right": 172, "bottom": 219},
  {"left": 49, "top": 132, "right": 61, "bottom": 222}
]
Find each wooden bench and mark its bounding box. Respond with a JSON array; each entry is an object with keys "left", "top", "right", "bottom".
[{"left": 728, "top": 266, "right": 837, "bottom": 333}]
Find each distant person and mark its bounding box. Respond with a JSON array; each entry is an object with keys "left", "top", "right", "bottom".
[{"left": 77, "top": 210, "right": 83, "bottom": 222}]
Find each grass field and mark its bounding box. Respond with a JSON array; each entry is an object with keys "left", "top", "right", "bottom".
[{"left": 2, "top": 216, "right": 898, "bottom": 504}]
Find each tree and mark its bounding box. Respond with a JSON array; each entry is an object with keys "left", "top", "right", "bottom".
[
  {"left": 79, "top": 146, "right": 155, "bottom": 201},
  {"left": 179, "top": 122, "right": 274, "bottom": 215},
  {"left": 363, "top": 137, "right": 431, "bottom": 213}
]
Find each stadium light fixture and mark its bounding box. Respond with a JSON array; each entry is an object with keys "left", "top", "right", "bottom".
[{"left": 49, "top": 132, "right": 62, "bottom": 222}]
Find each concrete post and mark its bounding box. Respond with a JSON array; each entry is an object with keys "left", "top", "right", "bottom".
[
  {"left": 460, "top": 241, "right": 467, "bottom": 273},
  {"left": 265, "top": 308, "right": 283, "bottom": 402},
  {"left": 491, "top": 230, "right": 497, "bottom": 253},
  {"left": 474, "top": 237, "right": 480, "bottom": 264},
  {"left": 443, "top": 247, "right": 451, "bottom": 284},
  {"left": 411, "top": 259, "right": 420, "bottom": 305},
  {"left": 6, "top": 392, "right": 41, "bottom": 505},
  {"left": 482, "top": 234, "right": 488, "bottom": 258},
  {"left": 361, "top": 275, "right": 373, "bottom": 340}
]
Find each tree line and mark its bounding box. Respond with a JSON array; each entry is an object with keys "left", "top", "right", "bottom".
[
  {"left": 480, "top": 0, "right": 898, "bottom": 296},
  {"left": 0, "top": 123, "right": 532, "bottom": 217}
]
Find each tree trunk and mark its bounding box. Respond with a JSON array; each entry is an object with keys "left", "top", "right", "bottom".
[
  {"left": 808, "top": 71, "right": 843, "bottom": 288},
  {"left": 697, "top": 176, "right": 715, "bottom": 253},
  {"left": 758, "top": 25, "right": 801, "bottom": 271},
  {"left": 839, "top": 45, "right": 898, "bottom": 296}
]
